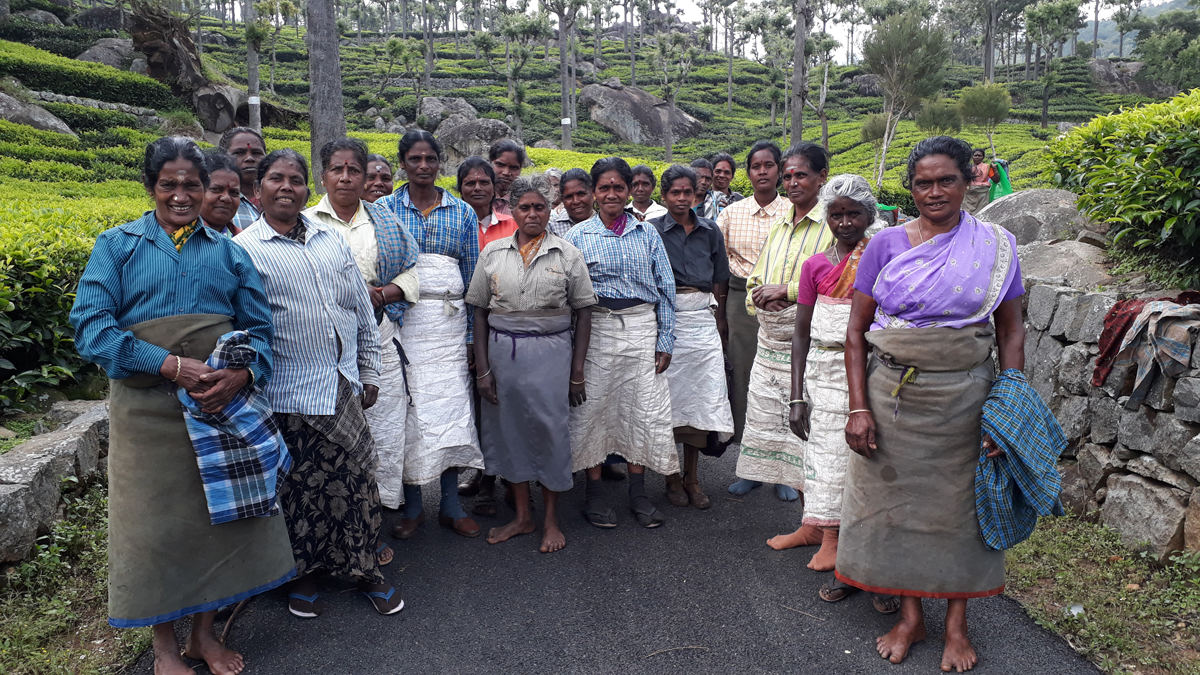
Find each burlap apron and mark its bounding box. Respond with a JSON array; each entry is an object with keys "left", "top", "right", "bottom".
[
  {"left": 835, "top": 325, "right": 1005, "bottom": 598},
  {"left": 665, "top": 289, "right": 734, "bottom": 445},
  {"left": 801, "top": 297, "right": 853, "bottom": 527},
  {"left": 724, "top": 276, "right": 757, "bottom": 444},
  {"left": 735, "top": 304, "right": 806, "bottom": 488},
  {"left": 108, "top": 314, "right": 295, "bottom": 627}
]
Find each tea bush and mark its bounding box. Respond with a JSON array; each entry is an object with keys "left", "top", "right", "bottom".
[
  {"left": 0, "top": 18, "right": 115, "bottom": 58},
  {"left": 39, "top": 101, "right": 140, "bottom": 132},
  {"left": 0, "top": 40, "right": 179, "bottom": 110}
]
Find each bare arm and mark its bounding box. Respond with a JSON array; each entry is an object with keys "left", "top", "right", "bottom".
[
  {"left": 844, "top": 290, "right": 878, "bottom": 458},
  {"left": 571, "top": 307, "right": 592, "bottom": 407},
  {"left": 713, "top": 280, "right": 730, "bottom": 352},
  {"left": 789, "top": 303, "right": 814, "bottom": 440},
  {"left": 472, "top": 306, "right": 497, "bottom": 405},
  {"left": 993, "top": 297, "right": 1025, "bottom": 373}
]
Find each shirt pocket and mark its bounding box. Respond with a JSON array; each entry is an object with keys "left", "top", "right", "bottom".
[
  {"left": 334, "top": 259, "right": 365, "bottom": 311},
  {"left": 198, "top": 263, "right": 240, "bottom": 313}
]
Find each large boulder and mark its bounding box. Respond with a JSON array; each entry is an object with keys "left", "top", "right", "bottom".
[
  {"left": 1017, "top": 240, "right": 1113, "bottom": 289},
  {"left": 1101, "top": 473, "right": 1187, "bottom": 554},
  {"left": 75, "top": 37, "right": 137, "bottom": 70},
  {"left": 68, "top": 6, "right": 130, "bottom": 31},
  {"left": 15, "top": 9, "right": 64, "bottom": 26},
  {"left": 852, "top": 73, "right": 882, "bottom": 96},
  {"left": 0, "top": 93, "right": 76, "bottom": 137},
  {"left": 434, "top": 114, "right": 516, "bottom": 174},
  {"left": 1088, "top": 59, "right": 1178, "bottom": 99},
  {"left": 978, "top": 189, "right": 1102, "bottom": 245},
  {"left": 577, "top": 79, "right": 702, "bottom": 146},
  {"left": 417, "top": 96, "right": 478, "bottom": 132}
]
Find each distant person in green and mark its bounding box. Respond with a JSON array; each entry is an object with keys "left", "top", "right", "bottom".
[{"left": 964, "top": 148, "right": 993, "bottom": 215}]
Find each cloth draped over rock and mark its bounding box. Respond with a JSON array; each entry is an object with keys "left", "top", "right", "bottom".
[
  {"left": 1112, "top": 300, "right": 1200, "bottom": 409},
  {"left": 1091, "top": 291, "right": 1200, "bottom": 390}
]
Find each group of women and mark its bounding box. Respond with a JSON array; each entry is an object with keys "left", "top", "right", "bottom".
[{"left": 71, "top": 126, "right": 1023, "bottom": 675}]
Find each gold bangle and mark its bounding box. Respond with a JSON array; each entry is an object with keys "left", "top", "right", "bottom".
[
  {"left": 570, "top": 379, "right": 586, "bottom": 385},
  {"left": 848, "top": 409, "right": 872, "bottom": 415},
  {"left": 168, "top": 355, "right": 182, "bottom": 382}
]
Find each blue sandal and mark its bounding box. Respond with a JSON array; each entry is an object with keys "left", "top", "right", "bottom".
[
  {"left": 288, "top": 592, "right": 325, "bottom": 618},
  {"left": 361, "top": 584, "right": 405, "bottom": 615}
]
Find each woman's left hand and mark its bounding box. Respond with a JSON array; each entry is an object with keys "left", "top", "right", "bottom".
[
  {"left": 751, "top": 283, "right": 789, "bottom": 309},
  {"left": 789, "top": 402, "right": 810, "bottom": 440},
  {"left": 191, "top": 368, "right": 250, "bottom": 413},
  {"left": 361, "top": 384, "right": 379, "bottom": 410},
  {"left": 655, "top": 351, "right": 672, "bottom": 374},
  {"left": 983, "top": 433, "right": 1006, "bottom": 459},
  {"left": 569, "top": 380, "right": 587, "bottom": 407}
]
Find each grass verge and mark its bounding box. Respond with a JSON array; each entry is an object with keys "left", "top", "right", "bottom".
[
  {"left": 0, "top": 478, "right": 151, "bottom": 674},
  {"left": 1006, "top": 515, "right": 1200, "bottom": 675}
]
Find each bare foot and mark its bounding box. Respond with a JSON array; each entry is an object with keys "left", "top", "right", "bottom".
[
  {"left": 877, "top": 615, "right": 927, "bottom": 664},
  {"left": 539, "top": 523, "right": 566, "bottom": 553},
  {"left": 767, "top": 523, "right": 823, "bottom": 550},
  {"left": 376, "top": 544, "right": 393, "bottom": 566},
  {"left": 487, "top": 517, "right": 535, "bottom": 544},
  {"left": 941, "top": 602, "right": 979, "bottom": 673},
  {"left": 152, "top": 647, "right": 194, "bottom": 675},
  {"left": 807, "top": 541, "right": 837, "bottom": 571},
  {"left": 183, "top": 630, "right": 244, "bottom": 675}
]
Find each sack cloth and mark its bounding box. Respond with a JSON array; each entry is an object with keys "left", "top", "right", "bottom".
[
  {"left": 665, "top": 291, "right": 734, "bottom": 441},
  {"left": 801, "top": 297, "right": 853, "bottom": 526},
  {"left": 368, "top": 317, "right": 410, "bottom": 508},
  {"left": 735, "top": 304, "right": 806, "bottom": 488}
]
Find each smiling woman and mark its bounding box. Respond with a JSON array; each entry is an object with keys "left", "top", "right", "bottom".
[{"left": 200, "top": 151, "right": 243, "bottom": 236}]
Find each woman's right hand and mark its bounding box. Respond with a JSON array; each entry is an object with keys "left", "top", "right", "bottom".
[
  {"left": 477, "top": 371, "right": 498, "bottom": 405},
  {"left": 789, "top": 402, "right": 810, "bottom": 440},
  {"left": 161, "top": 355, "right": 215, "bottom": 393},
  {"left": 845, "top": 410, "right": 877, "bottom": 459},
  {"left": 569, "top": 380, "right": 587, "bottom": 407}
]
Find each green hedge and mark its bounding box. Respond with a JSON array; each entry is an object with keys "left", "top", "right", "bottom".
[
  {"left": 0, "top": 41, "right": 178, "bottom": 110},
  {"left": 0, "top": 19, "right": 116, "bottom": 59},
  {"left": 10, "top": 0, "right": 74, "bottom": 22},
  {"left": 39, "top": 102, "right": 140, "bottom": 132},
  {"left": 1051, "top": 89, "right": 1200, "bottom": 257}
]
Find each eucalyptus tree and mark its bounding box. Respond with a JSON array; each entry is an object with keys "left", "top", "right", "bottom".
[
  {"left": 245, "top": 0, "right": 263, "bottom": 131},
  {"left": 1106, "top": 0, "right": 1142, "bottom": 57},
  {"left": 1025, "top": 0, "right": 1084, "bottom": 127},
  {"left": 501, "top": 9, "right": 553, "bottom": 140},
  {"left": 653, "top": 30, "right": 700, "bottom": 160},
  {"left": 791, "top": 0, "right": 812, "bottom": 140},
  {"left": 307, "top": 0, "right": 346, "bottom": 191},
  {"left": 806, "top": 30, "right": 839, "bottom": 149},
  {"left": 546, "top": 0, "right": 587, "bottom": 149}
]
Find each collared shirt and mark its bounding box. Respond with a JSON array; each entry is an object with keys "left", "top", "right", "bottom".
[
  {"left": 564, "top": 215, "right": 677, "bottom": 353},
  {"left": 375, "top": 184, "right": 480, "bottom": 341},
  {"left": 465, "top": 232, "right": 597, "bottom": 312},
  {"left": 651, "top": 211, "right": 731, "bottom": 294},
  {"left": 548, "top": 212, "right": 578, "bottom": 238},
  {"left": 695, "top": 190, "right": 721, "bottom": 220},
  {"left": 478, "top": 210, "right": 519, "bottom": 249},
  {"left": 716, "top": 192, "right": 789, "bottom": 279},
  {"left": 234, "top": 214, "right": 382, "bottom": 415},
  {"left": 70, "top": 211, "right": 272, "bottom": 383},
  {"left": 745, "top": 202, "right": 833, "bottom": 314},
  {"left": 303, "top": 195, "right": 420, "bottom": 304},
  {"left": 230, "top": 200, "right": 261, "bottom": 233},
  {"left": 627, "top": 200, "right": 667, "bottom": 222}
]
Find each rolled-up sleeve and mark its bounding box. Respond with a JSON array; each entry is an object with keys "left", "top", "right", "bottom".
[
  {"left": 229, "top": 245, "right": 274, "bottom": 386},
  {"left": 464, "top": 247, "right": 493, "bottom": 309}
]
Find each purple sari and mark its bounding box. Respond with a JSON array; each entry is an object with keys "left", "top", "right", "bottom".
[{"left": 871, "top": 211, "right": 1018, "bottom": 330}]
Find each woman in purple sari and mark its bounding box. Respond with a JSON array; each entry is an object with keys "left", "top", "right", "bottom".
[{"left": 839, "top": 137, "right": 1025, "bottom": 673}]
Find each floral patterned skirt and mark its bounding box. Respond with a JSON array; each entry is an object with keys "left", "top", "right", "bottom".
[{"left": 276, "top": 411, "right": 385, "bottom": 584}]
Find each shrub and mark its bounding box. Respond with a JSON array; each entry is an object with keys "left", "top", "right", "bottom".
[
  {"left": 1051, "top": 89, "right": 1200, "bottom": 256},
  {"left": 38, "top": 102, "right": 140, "bottom": 132},
  {"left": 10, "top": 0, "right": 74, "bottom": 22},
  {"left": 0, "top": 19, "right": 117, "bottom": 59},
  {"left": 0, "top": 41, "right": 179, "bottom": 110}
]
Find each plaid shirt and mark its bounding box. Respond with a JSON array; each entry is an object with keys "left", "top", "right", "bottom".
[
  {"left": 376, "top": 185, "right": 479, "bottom": 341},
  {"left": 230, "top": 200, "right": 261, "bottom": 233},
  {"left": 716, "top": 192, "right": 788, "bottom": 279},
  {"left": 564, "top": 214, "right": 677, "bottom": 353},
  {"left": 976, "top": 369, "right": 1066, "bottom": 551},
  {"left": 178, "top": 330, "right": 291, "bottom": 525}
]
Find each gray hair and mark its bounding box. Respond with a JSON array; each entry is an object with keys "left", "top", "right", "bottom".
[
  {"left": 543, "top": 167, "right": 563, "bottom": 180},
  {"left": 819, "top": 174, "right": 878, "bottom": 224},
  {"left": 508, "top": 174, "right": 554, "bottom": 206}
]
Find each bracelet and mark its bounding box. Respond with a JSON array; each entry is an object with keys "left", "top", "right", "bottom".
[
  {"left": 788, "top": 399, "right": 807, "bottom": 406},
  {"left": 848, "top": 409, "right": 872, "bottom": 415},
  {"left": 570, "top": 379, "right": 586, "bottom": 385},
  {"left": 168, "top": 355, "right": 182, "bottom": 382},
  {"left": 475, "top": 368, "right": 492, "bottom": 380}
]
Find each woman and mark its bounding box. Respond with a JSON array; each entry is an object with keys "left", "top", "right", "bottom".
[
  {"left": 545, "top": 167, "right": 564, "bottom": 215},
  {"left": 488, "top": 139, "right": 525, "bottom": 214},
  {"left": 840, "top": 136, "right": 1024, "bottom": 672},
  {"left": 200, "top": 150, "right": 244, "bottom": 236},
  {"left": 652, "top": 165, "right": 733, "bottom": 509},
  {"left": 711, "top": 152, "right": 744, "bottom": 214},
  {"left": 964, "top": 148, "right": 993, "bottom": 215},
  {"left": 467, "top": 175, "right": 597, "bottom": 552},
  {"left": 364, "top": 154, "right": 396, "bottom": 202},
  {"left": 459, "top": 155, "right": 518, "bottom": 249},
  {"left": 564, "top": 157, "right": 678, "bottom": 529},
  {"left": 734, "top": 143, "right": 834, "bottom": 506},
  {"left": 217, "top": 126, "right": 268, "bottom": 231},
  {"left": 375, "top": 131, "right": 484, "bottom": 540},
  {"left": 547, "top": 167, "right": 593, "bottom": 237},
  {"left": 234, "top": 149, "right": 403, "bottom": 618},
  {"left": 71, "top": 136, "right": 295, "bottom": 675},
  {"left": 301, "top": 138, "right": 420, "bottom": 568},
  {"left": 628, "top": 164, "right": 667, "bottom": 221}
]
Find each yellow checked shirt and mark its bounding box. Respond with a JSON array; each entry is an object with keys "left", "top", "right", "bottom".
[
  {"left": 716, "top": 192, "right": 789, "bottom": 279},
  {"left": 744, "top": 202, "right": 833, "bottom": 315},
  {"left": 304, "top": 195, "right": 420, "bottom": 302}
]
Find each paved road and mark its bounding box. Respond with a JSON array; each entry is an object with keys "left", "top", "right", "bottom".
[{"left": 136, "top": 451, "right": 1100, "bottom": 675}]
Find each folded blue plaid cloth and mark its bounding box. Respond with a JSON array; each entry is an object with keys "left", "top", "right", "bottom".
[
  {"left": 178, "top": 331, "right": 291, "bottom": 525},
  {"left": 976, "top": 369, "right": 1066, "bottom": 550}
]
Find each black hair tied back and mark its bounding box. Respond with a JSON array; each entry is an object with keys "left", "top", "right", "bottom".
[
  {"left": 589, "top": 156, "right": 633, "bottom": 189},
  {"left": 904, "top": 136, "right": 975, "bottom": 190},
  {"left": 143, "top": 136, "right": 210, "bottom": 189}
]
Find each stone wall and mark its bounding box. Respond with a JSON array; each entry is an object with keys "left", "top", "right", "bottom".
[{"left": 1026, "top": 284, "right": 1200, "bottom": 554}]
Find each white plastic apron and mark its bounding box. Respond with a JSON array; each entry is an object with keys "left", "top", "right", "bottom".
[{"left": 664, "top": 291, "right": 734, "bottom": 440}]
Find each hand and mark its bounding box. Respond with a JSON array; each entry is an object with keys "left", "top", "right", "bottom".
[
  {"left": 162, "top": 355, "right": 216, "bottom": 393},
  {"left": 477, "top": 370, "right": 498, "bottom": 405},
  {"left": 715, "top": 315, "right": 730, "bottom": 353},
  {"left": 569, "top": 378, "right": 587, "bottom": 407},
  {"left": 655, "top": 351, "right": 672, "bottom": 374},
  {"left": 763, "top": 298, "right": 792, "bottom": 312},
  {"left": 467, "top": 345, "right": 476, "bottom": 371},
  {"left": 368, "top": 286, "right": 385, "bottom": 309},
  {"left": 789, "top": 402, "right": 810, "bottom": 440},
  {"left": 190, "top": 368, "right": 250, "bottom": 413},
  {"left": 751, "top": 283, "right": 789, "bottom": 309},
  {"left": 845, "top": 410, "right": 877, "bottom": 459},
  {"left": 361, "top": 384, "right": 379, "bottom": 410},
  {"left": 983, "top": 433, "right": 1006, "bottom": 459}
]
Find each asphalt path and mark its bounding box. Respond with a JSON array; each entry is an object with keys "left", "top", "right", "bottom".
[{"left": 136, "top": 450, "right": 1100, "bottom": 675}]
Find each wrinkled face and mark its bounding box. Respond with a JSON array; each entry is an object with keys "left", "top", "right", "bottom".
[
  {"left": 513, "top": 191, "right": 550, "bottom": 237},
  {"left": 694, "top": 167, "right": 713, "bottom": 196},
  {"left": 258, "top": 157, "right": 309, "bottom": 223},
  {"left": 663, "top": 177, "right": 696, "bottom": 220},
  {"left": 748, "top": 149, "right": 779, "bottom": 193},
  {"left": 364, "top": 161, "right": 394, "bottom": 202},
  {"left": 150, "top": 158, "right": 205, "bottom": 229},
  {"left": 228, "top": 132, "right": 266, "bottom": 185},
  {"left": 911, "top": 154, "right": 967, "bottom": 222},
  {"left": 491, "top": 150, "right": 522, "bottom": 195},
  {"left": 631, "top": 172, "right": 655, "bottom": 204},
  {"left": 401, "top": 141, "right": 440, "bottom": 188},
  {"left": 593, "top": 170, "right": 630, "bottom": 220},
  {"left": 712, "top": 160, "right": 735, "bottom": 192},
  {"left": 322, "top": 149, "right": 365, "bottom": 211},
  {"left": 200, "top": 168, "right": 241, "bottom": 227},
  {"left": 826, "top": 196, "right": 871, "bottom": 246},
  {"left": 460, "top": 167, "right": 494, "bottom": 214},
  {"left": 781, "top": 155, "right": 826, "bottom": 209},
  {"left": 561, "top": 178, "right": 593, "bottom": 223},
  {"left": 972, "top": 150, "right": 985, "bottom": 164}
]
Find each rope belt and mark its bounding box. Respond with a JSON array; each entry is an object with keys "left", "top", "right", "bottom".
[
  {"left": 491, "top": 326, "right": 572, "bottom": 360},
  {"left": 419, "top": 290, "right": 464, "bottom": 316}
]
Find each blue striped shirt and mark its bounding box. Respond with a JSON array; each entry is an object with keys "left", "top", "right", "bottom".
[
  {"left": 375, "top": 184, "right": 479, "bottom": 342},
  {"left": 233, "top": 214, "right": 382, "bottom": 415},
  {"left": 564, "top": 214, "right": 677, "bottom": 353},
  {"left": 230, "top": 200, "right": 261, "bottom": 233},
  {"left": 70, "top": 211, "right": 273, "bottom": 382}
]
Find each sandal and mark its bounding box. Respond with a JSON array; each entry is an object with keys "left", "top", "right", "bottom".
[
  {"left": 872, "top": 594, "right": 902, "bottom": 614},
  {"left": 375, "top": 542, "right": 393, "bottom": 567},
  {"left": 458, "top": 470, "right": 482, "bottom": 497},
  {"left": 360, "top": 583, "right": 405, "bottom": 615},
  {"left": 630, "top": 501, "right": 666, "bottom": 529},
  {"left": 287, "top": 592, "right": 325, "bottom": 618},
  {"left": 583, "top": 498, "right": 618, "bottom": 528},
  {"left": 472, "top": 489, "right": 498, "bottom": 517},
  {"left": 818, "top": 578, "right": 861, "bottom": 603}
]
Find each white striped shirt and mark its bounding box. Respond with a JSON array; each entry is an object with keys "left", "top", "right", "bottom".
[{"left": 234, "top": 214, "right": 382, "bottom": 415}]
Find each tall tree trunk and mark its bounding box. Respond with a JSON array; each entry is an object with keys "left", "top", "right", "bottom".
[
  {"left": 725, "top": 16, "right": 732, "bottom": 112},
  {"left": 245, "top": 0, "right": 261, "bottom": 132},
  {"left": 790, "top": 0, "right": 808, "bottom": 141},
  {"left": 423, "top": 0, "right": 434, "bottom": 90},
  {"left": 665, "top": 94, "right": 675, "bottom": 161},
  {"left": 1024, "top": 39, "right": 1031, "bottom": 80},
  {"left": 770, "top": 98, "right": 776, "bottom": 126},
  {"left": 1040, "top": 77, "right": 1050, "bottom": 128},
  {"left": 1118, "top": 31, "right": 1124, "bottom": 58},
  {"left": 628, "top": 2, "right": 636, "bottom": 85},
  {"left": 560, "top": 18, "right": 572, "bottom": 149},
  {"left": 401, "top": 0, "right": 408, "bottom": 34},
  {"left": 570, "top": 26, "right": 578, "bottom": 129},
  {"left": 782, "top": 74, "right": 789, "bottom": 145},
  {"left": 1092, "top": 0, "right": 1099, "bottom": 52},
  {"left": 1034, "top": 45, "right": 1041, "bottom": 79},
  {"left": 454, "top": 4, "right": 461, "bottom": 53},
  {"left": 307, "top": 0, "right": 345, "bottom": 193},
  {"left": 983, "top": 1, "right": 995, "bottom": 82},
  {"left": 269, "top": 29, "right": 279, "bottom": 94}
]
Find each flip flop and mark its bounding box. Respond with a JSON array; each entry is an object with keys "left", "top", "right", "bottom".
[
  {"left": 361, "top": 584, "right": 405, "bottom": 615},
  {"left": 630, "top": 501, "right": 665, "bottom": 529},
  {"left": 375, "top": 542, "right": 393, "bottom": 567},
  {"left": 873, "top": 594, "right": 902, "bottom": 614},
  {"left": 819, "top": 579, "right": 861, "bottom": 603},
  {"left": 287, "top": 592, "right": 325, "bottom": 618},
  {"left": 583, "top": 498, "right": 618, "bottom": 528},
  {"left": 472, "top": 491, "right": 498, "bottom": 517}
]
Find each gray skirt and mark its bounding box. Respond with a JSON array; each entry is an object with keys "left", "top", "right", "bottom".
[{"left": 479, "top": 312, "right": 574, "bottom": 492}]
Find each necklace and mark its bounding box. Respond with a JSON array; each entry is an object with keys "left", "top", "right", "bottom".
[
  {"left": 916, "top": 217, "right": 927, "bottom": 245},
  {"left": 831, "top": 245, "right": 843, "bottom": 265}
]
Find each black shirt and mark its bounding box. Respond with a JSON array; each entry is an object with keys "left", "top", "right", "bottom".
[{"left": 650, "top": 211, "right": 731, "bottom": 294}]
